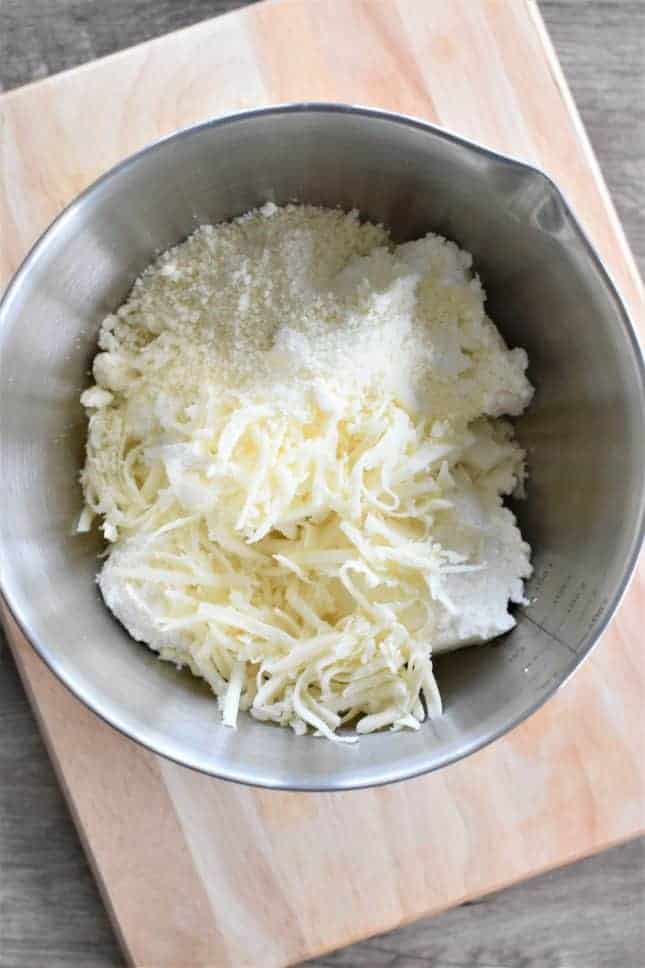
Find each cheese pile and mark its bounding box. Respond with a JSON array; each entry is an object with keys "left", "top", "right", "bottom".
[{"left": 79, "top": 204, "right": 533, "bottom": 740}]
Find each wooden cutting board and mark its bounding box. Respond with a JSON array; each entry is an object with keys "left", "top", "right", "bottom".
[{"left": 1, "top": 1, "right": 644, "bottom": 965}]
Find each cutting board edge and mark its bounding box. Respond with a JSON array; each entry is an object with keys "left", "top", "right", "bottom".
[
  {"left": 524, "top": 0, "right": 644, "bottom": 304},
  {"left": 3, "top": 606, "right": 137, "bottom": 968},
  {"left": 0, "top": 0, "right": 279, "bottom": 109}
]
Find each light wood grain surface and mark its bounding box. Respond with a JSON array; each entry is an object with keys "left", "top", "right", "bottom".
[{"left": 1, "top": 2, "right": 644, "bottom": 967}]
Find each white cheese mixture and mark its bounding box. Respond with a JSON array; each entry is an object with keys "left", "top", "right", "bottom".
[{"left": 79, "top": 204, "right": 533, "bottom": 740}]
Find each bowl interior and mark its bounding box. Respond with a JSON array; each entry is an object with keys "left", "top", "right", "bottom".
[{"left": 1, "top": 106, "right": 643, "bottom": 789}]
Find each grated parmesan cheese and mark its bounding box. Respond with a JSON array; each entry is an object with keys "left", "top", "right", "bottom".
[{"left": 80, "top": 204, "right": 533, "bottom": 739}]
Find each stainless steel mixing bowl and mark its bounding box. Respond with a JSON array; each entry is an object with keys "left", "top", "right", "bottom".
[{"left": 1, "top": 104, "right": 643, "bottom": 790}]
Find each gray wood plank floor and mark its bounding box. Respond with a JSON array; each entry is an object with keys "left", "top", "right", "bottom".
[{"left": 1, "top": 2, "right": 643, "bottom": 966}]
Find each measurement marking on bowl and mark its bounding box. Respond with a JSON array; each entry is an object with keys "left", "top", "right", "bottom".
[{"left": 521, "top": 612, "right": 577, "bottom": 656}]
